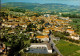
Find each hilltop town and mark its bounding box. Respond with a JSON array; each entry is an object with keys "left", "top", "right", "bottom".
[
  {"left": 1, "top": 14, "right": 80, "bottom": 40},
  {"left": 0, "top": 2, "right": 80, "bottom": 56},
  {"left": 0, "top": 9, "right": 80, "bottom": 56}
]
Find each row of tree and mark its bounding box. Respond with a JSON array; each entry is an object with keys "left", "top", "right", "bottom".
[
  {"left": 61, "top": 13, "right": 80, "bottom": 18},
  {"left": 10, "top": 8, "right": 26, "bottom": 13},
  {"left": 52, "top": 31, "right": 80, "bottom": 44}
]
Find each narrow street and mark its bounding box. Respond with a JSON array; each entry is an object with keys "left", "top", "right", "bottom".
[
  {"left": 48, "top": 30, "right": 63, "bottom": 56},
  {"left": 49, "top": 34, "right": 63, "bottom": 56}
]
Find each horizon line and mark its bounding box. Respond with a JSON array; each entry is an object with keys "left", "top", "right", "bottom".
[{"left": 1, "top": 2, "right": 79, "bottom": 6}]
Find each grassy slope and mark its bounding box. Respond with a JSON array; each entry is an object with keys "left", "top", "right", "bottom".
[
  {"left": 2, "top": 2, "right": 80, "bottom": 12},
  {"left": 55, "top": 40, "right": 80, "bottom": 56}
]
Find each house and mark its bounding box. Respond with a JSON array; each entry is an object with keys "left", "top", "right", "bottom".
[
  {"left": 55, "top": 27, "right": 65, "bottom": 32},
  {"left": 66, "top": 29, "right": 74, "bottom": 35},
  {"left": 50, "top": 15, "right": 58, "bottom": 19},
  {"left": 44, "top": 14, "right": 50, "bottom": 17},
  {"left": 8, "top": 18, "right": 15, "bottom": 22},
  {"left": 15, "top": 18, "right": 21, "bottom": 22},
  {"left": 36, "top": 35, "right": 49, "bottom": 41},
  {"left": 19, "top": 23, "right": 27, "bottom": 28},
  {"left": 2, "top": 23, "right": 17, "bottom": 28},
  {"left": 8, "top": 30, "right": 14, "bottom": 34},
  {"left": 59, "top": 17, "right": 69, "bottom": 20},
  {"left": 2, "top": 19, "right": 6, "bottom": 22},
  {"left": 67, "top": 26, "right": 72, "bottom": 29},
  {"left": 43, "top": 28, "right": 50, "bottom": 35},
  {"left": 71, "top": 33, "right": 80, "bottom": 40},
  {"left": 71, "top": 35, "right": 80, "bottom": 40},
  {"left": 2, "top": 23, "right": 5, "bottom": 26},
  {"left": 43, "top": 28, "right": 49, "bottom": 33},
  {"left": 43, "top": 32, "right": 49, "bottom": 35}
]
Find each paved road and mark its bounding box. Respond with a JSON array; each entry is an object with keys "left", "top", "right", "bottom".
[{"left": 49, "top": 34, "right": 63, "bottom": 56}]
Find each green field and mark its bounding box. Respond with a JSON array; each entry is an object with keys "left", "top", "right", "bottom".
[
  {"left": 55, "top": 40, "right": 80, "bottom": 56},
  {"left": 20, "top": 53, "right": 58, "bottom": 56},
  {"left": 70, "top": 18, "right": 80, "bottom": 34},
  {"left": 70, "top": 18, "right": 80, "bottom": 25}
]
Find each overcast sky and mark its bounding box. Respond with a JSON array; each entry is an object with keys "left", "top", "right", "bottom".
[{"left": 1, "top": 0, "right": 80, "bottom": 6}]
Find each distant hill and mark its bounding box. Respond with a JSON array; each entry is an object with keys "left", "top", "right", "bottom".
[{"left": 1, "top": 2, "right": 80, "bottom": 13}]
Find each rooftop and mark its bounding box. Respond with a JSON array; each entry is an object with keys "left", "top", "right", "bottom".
[{"left": 36, "top": 35, "right": 49, "bottom": 38}]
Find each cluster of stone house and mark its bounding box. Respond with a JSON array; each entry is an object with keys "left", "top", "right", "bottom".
[
  {"left": 2, "top": 14, "right": 80, "bottom": 42},
  {"left": 2, "top": 22, "right": 27, "bottom": 28},
  {"left": 66, "top": 29, "right": 80, "bottom": 40}
]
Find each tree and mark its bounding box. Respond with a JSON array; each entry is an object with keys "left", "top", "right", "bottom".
[
  {"left": 39, "top": 26, "right": 44, "bottom": 31},
  {"left": 8, "top": 33, "right": 30, "bottom": 56},
  {"left": 10, "top": 8, "right": 26, "bottom": 13},
  {"left": 62, "top": 31, "right": 70, "bottom": 36},
  {"left": 40, "top": 19, "right": 45, "bottom": 24}
]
